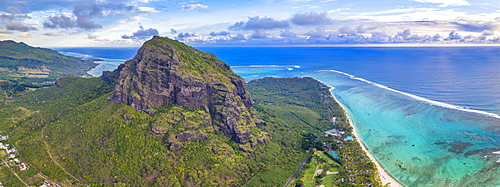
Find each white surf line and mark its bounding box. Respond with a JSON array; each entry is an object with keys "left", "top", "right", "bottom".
[
  {"left": 311, "top": 78, "right": 404, "bottom": 187},
  {"left": 321, "top": 70, "right": 500, "bottom": 119}
]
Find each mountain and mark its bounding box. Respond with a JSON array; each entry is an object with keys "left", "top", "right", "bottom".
[
  {"left": 0, "top": 37, "right": 352, "bottom": 186},
  {"left": 0, "top": 40, "right": 97, "bottom": 88},
  {"left": 2, "top": 37, "right": 275, "bottom": 186},
  {"left": 108, "top": 36, "right": 268, "bottom": 148}
]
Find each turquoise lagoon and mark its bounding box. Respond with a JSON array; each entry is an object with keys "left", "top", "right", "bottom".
[
  {"left": 231, "top": 65, "right": 500, "bottom": 186},
  {"left": 307, "top": 70, "right": 500, "bottom": 186}
]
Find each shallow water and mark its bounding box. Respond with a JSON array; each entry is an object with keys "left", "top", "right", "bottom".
[{"left": 307, "top": 70, "right": 500, "bottom": 186}]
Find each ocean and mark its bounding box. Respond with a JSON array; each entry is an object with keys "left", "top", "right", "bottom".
[{"left": 56, "top": 46, "right": 500, "bottom": 186}]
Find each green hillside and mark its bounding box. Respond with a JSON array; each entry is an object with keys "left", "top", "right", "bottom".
[
  {"left": 0, "top": 40, "right": 97, "bottom": 90},
  {"left": 0, "top": 76, "right": 342, "bottom": 186}
]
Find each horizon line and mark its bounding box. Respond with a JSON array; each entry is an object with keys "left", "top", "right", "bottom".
[{"left": 191, "top": 43, "right": 500, "bottom": 48}]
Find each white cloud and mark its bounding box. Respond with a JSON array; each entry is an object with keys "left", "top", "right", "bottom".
[
  {"left": 18, "top": 33, "right": 34, "bottom": 38},
  {"left": 137, "top": 7, "right": 159, "bottom": 13},
  {"left": 182, "top": 4, "right": 209, "bottom": 10},
  {"left": 285, "top": 0, "right": 313, "bottom": 2},
  {"left": 413, "top": 0, "right": 471, "bottom": 7},
  {"left": 347, "top": 8, "right": 469, "bottom": 22},
  {"left": 43, "top": 32, "right": 65, "bottom": 36},
  {"left": 328, "top": 8, "right": 351, "bottom": 13}
]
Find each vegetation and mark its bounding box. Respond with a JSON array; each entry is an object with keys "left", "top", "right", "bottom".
[
  {"left": 0, "top": 74, "right": 353, "bottom": 186},
  {"left": 0, "top": 40, "right": 97, "bottom": 90},
  {"left": 249, "top": 77, "right": 382, "bottom": 187},
  {"left": 0, "top": 39, "right": 382, "bottom": 186}
]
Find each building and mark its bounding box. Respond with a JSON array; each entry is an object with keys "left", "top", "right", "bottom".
[
  {"left": 6, "top": 147, "right": 17, "bottom": 153},
  {"left": 39, "top": 181, "right": 53, "bottom": 187},
  {"left": 19, "top": 162, "right": 27, "bottom": 171}
]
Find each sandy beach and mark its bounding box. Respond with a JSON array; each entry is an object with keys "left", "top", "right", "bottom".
[
  {"left": 327, "top": 85, "right": 404, "bottom": 187},
  {"left": 348, "top": 115, "right": 404, "bottom": 187}
]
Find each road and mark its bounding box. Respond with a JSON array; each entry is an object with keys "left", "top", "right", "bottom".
[{"left": 283, "top": 133, "right": 324, "bottom": 187}]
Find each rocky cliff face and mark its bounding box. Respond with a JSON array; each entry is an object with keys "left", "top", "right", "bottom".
[{"left": 109, "top": 36, "right": 268, "bottom": 148}]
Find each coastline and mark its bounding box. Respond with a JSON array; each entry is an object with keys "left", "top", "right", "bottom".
[{"left": 326, "top": 84, "right": 404, "bottom": 187}]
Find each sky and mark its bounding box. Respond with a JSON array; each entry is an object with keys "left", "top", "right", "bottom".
[{"left": 0, "top": 0, "right": 499, "bottom": 47}]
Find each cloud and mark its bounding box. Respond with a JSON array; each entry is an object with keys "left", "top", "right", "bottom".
[
  {"left": 137, "top": 6, "right": 159, "bottom": 13},
  {"left": 280, "top": 31, "right": 297, "bottom": 38},
  {"left": 5, "top": 22, "right": 37, "bottom": 32},
  {"left": 337, "top": 25, "right": 377, "bottom": 35},
  {"left": 306, "top": 28, "right": 327, "bottom": 38},
  {"left": 170, "top": 28, "right": 177, "bottom": 34},
  {"left": 0, "top": 13, "right": 30, "bottom": 21},
  {"left": 229, "top": 16, "right": 290, "bottom": 30},
  {"left": 182, "top": 4, "right": 209, "bottom": 10},
  {"left": 338, "top": 26, "right": 357, "bottom": 35},
  {"left": 251, "top": 29, "right": 267, "bottom": 38},
  {"left": 412, "top": 0, "right": 470, "bottom": 7},
  {"left": 42, "top": 1, "right": 151, "bottom": 31},
  {"left": 72, "top": 1, "right": 106, "bottom": 30},
  {"left": 327, "top": 8, "right": 350, "bottom": 14},
  {"left": 18, "top": 32, "right": 34, "bottom": 38},
  {"left": 285, "top": 0, "right": 313, "bottom": 2},
  {"left": 5, "top": 6, "right": 21, "bottom": 14},
  {"left": 176, "top": 32, "right": 196, "bottom": 39},
  {"left": 481, "top": 30, "right": 494, "bottom": 36},
  {"left": 43, "top": 14, "right": 76, "bottom": 29},
  {"left": 0, "top": 26, "right": 12, "bottom": 34},
  {"left": 397, "top": 29, "right": 412, "bottom": 38},
  {"left": 0, "top": 12, "right": 36, "bottom": 32},
  {"left": 356, "top": 25, "right": 378, "bottom": 33},
  {"left": 210, "top": 31, "right": 230, "bottom": 36},
  {"left": 43, "top": 32, "right": 64, "bottom": 36},
  {"left": 447, "top": 30, "right": 462, "bottom": 40},
  {"left": 0, "top": 0, "right": 78, "bottom": 13},
  {"left": 230, "top": 33, "right": 246, "bottom": 41},
  {"left": 87, "top": 34, "right": 98, "bottom": 39},
  {"left": 68, "top": 31, "right": 80, "bottom": 35},
  {"left": 121, "top": 25, "right": 159, "bottom": 40},
  {"left": 291, "top": 12, "right": 334, "bottom": 26},
  {"left": 451, "top": 21, "right": 499, "bottom": 32}
]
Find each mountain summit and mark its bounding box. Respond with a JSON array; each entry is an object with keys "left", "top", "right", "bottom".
[{"left": 109, "top": 36, "right": 268, "bottom": 147}]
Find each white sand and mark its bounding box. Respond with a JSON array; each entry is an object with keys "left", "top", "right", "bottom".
[
  {"left": 327, "top": 85, "right": 404, "bottom": 187},
  {"left": 349, "top": 116, "right": 404, "bottom": 187}
]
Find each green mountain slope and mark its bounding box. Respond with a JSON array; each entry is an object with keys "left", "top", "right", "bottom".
[{"left": 0, "top": 40, "right": 97, "bottom": 89}]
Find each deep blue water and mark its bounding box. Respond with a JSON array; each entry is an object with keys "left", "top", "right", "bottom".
[
  {"left": 198, "top": 47, "right": 500, "bottom": 115},
  {"left": 56, "top": 46, "right": 500, "bottom": 186}
]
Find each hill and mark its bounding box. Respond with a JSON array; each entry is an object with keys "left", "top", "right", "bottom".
[
  {"left": 1, "top": 37, "right": 273, "bottom": 186},
  {"left": 0, "top": 40, "right": 97, "bottom": 93}
]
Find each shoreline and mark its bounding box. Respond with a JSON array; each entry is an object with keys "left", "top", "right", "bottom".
[{"left": 326, "top": 84, "right": 404, "bottom": 187}]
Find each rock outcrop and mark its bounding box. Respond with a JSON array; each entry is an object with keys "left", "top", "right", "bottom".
[{"left": 109, "top": 36, "right": 268, "bottom": 147}]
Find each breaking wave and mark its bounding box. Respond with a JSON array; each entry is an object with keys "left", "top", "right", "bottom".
[{"left": 321, "top": 70, "right": 500, "bottom": 119}]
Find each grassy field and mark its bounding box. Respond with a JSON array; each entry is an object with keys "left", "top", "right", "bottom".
[
  {"left": 298, "top": 151, "right": 341, "bottom": 187},
  {"left": 0, "top": 164, "right": 26, "bottom": 186},
  {"left": 302, "top": 156, "right": 318, "bottom": 187}
]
